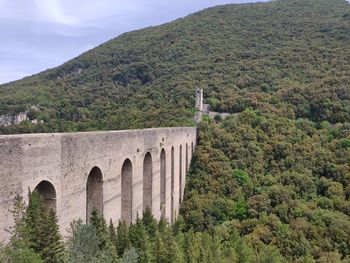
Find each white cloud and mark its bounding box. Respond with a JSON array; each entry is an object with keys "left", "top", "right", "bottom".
[
  {"left": 0, "top": 0, "right": 147, "bottom": 27},
  {"left": 34, "top": 0, "right": 78, "bottom": 26},
  {"left": 0, "top": 0, "right": 269, "bottom": 27},
  {"left": 0, "top": 0, "right": 77, "bottom": 26}
]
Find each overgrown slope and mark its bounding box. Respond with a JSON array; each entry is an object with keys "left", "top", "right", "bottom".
[
  {"left": 1, "top": 0, "right": 349, "bottom": 133},
  {"left": 181, "top": 113, "right": 350, "bottom": 261},
  {"left": 1, "top": 0, "right": 350, "bottom": 261}
]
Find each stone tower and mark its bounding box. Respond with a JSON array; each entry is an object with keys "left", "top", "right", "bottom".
[
  {"left": 194, "top": 89, "right": 203, "bottom": 123},
  {"left": 195, "top": 88, "right": 203, "bottom": 111}
]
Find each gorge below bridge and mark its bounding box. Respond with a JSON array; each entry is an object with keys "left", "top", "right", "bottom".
[{"left": 0, "top": 127, "right": 197, "bottom": 243}]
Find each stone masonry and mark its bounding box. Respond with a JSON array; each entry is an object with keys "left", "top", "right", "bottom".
[{"left": 0, "top": 127, "right": 197, "bottom": 243}]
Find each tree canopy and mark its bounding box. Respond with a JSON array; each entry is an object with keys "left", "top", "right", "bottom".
[{"left": 1, "top": 0, "right": 349, "bottom": 134}]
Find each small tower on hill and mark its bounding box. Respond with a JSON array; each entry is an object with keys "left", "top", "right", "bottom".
[
  {"left": 194, "top": 88, "right": 203, "bottom": 123},
  {"left": 195, "top": 88, "right": 203, "bottom": 111}
]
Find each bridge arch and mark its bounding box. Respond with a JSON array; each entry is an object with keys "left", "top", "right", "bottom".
[
  {"left": 86, "top": 166, "right": 103, "bottom": 222},
  {"left": 160, "top": 148, "right": 166, "bottom": 217},
  {"left": 34, "top": 180, "right": 57, "bottom": 212},
  {"left": 121, "top": 158, "right": 133, "bottom": 223},
  {"left": 186, "top": 143, "right": 189, "bottom": 172},
  {"left": 171, "top": 146, "right": 175, "bottom": 223},
  {"left": 143, "top": 152, "right": 153, "bottom": 211},
  {"left": 179, "top": 144, "right": 183, "bottom": 202}
]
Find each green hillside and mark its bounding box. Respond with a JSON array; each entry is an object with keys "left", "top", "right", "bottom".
[
  {"left": 1, "top": 0, "right": 349, "bottom": 134},
  {"left": 1, "top": 0, "right": 350, "bottom": 261}
]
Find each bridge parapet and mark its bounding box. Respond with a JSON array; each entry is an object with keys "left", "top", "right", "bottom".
[{"left": 0, "top": 127, "right": 197, "bottom": 243}]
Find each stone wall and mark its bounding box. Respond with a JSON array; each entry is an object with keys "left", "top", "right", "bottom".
[{"left": 0, "top": 127, "right": 197, "bottom": 243}]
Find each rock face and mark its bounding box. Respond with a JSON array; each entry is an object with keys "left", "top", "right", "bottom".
[
  {"left": 0, "top": 112, "right": 28, "bottom": 126},
  {"left": 0, "top": 127, "right": 197, "bottom": 243}
]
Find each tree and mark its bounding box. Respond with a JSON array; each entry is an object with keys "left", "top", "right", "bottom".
[
  {"left": 142, "top": 208, "right": 158, "bottom": 238},
  {"left": 152, "top": 227, "right": 180, "bottom": 263},
  {"left": 65, "top": 221, "right": 102, "bottom": 262},
  {"left": 158, "top": 217, "right": 168, "bottom": 234},
  {"left": 116, "top": 221, "right": 131, "bottom": 257},
  {"left": 0, "top": 240, "right": 43, "bottom": 263},
  {"left": 109, "top": 219, "right": 118, "bottom": 250},
  {"left": 258, "top": 246, "right": 283, "bottom": 263},
  {"left": 129, "top": 217, "right": 151, "bottom": 263},
  {"left": 24, "top": 190, "right": 64, "bottom": 263},
  {"left": 122, "top": 248, "right": 139, "bottom": 263},
  {"left": 90, "top": 209, "right": 111, "bottom": 250},
  {"left": 172, "top": 215, "right": 185, "bottom": 236},
  {"left": 214, "top": 114, "right": 223, "bottom": 122},
  {"left": 65, "top": 220, "right": 118, "bottom": 263},
  {"left": 234, "top": 238, "right": 254, "bottom": 263},
  {"left": 8, "top": 194, "right": 27, "bottom": 242},
  {"left": 0, "top": 194, "right": 43, "bottom": 262},
  {"left": 183, "top": 231, "right": 201, "bottom": 263},
  {"left": 152, "top": 232, "right": 167, "bottom": 263},
  {"left": 89, "top": 209, "right": 118, "bottom": 261}
]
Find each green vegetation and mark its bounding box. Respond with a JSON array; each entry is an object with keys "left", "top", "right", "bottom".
[
  {"left": 1, "top": 0, "right": 350, "bottom": 261},
  {"left": 2, "top": 197, "right": 283, "bottom": 263},
  {"left": 1, "top": 0, "right": 349, "bottom": 134},
  {"left": 181, "top": 114, "right": 350, "bottom": 262},
  {"left": 0, "top": 192, "right": 64, "bottom": 263}
]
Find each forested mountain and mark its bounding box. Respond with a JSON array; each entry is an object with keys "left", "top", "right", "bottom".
[
  {"left": 1, "top": 0, "right": 350, "bottom": 262},
  {"left": 1, "top": 0, "right": 349, "bottom": 133},
  {"left": 182, "top": 114, "right": 350, "bottom": 262}
]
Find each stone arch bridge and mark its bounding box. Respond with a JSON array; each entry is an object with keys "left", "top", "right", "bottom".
[{"left": 0, "top": 127, "right": 197, "bottom": 243}]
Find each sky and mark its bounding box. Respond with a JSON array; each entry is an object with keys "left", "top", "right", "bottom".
[{"left": 0, "top": 0, "right": 272, "bottom": 84}]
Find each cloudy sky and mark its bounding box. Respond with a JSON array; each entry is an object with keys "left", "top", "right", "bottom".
[{"left": 0, "top": 0, "right": 270, "bottom": 84}]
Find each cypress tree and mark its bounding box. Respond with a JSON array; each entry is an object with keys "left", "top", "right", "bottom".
[
  {"left": 8, "top": 194, "right": 27, "bottom": 242},
  {"left": 172, "top": 215, "right": 184, "bottom": 236},
  {"left": 116, "top": 220, "right": 131, "bottom": 257},
  {"left": 157, "top": 217, "right": 167, "bottom": 234},
  {"left": 161, "top": 227, "right": 181, "bottom": 263},
  {"left": 129, "top": 217, "right": 151, "bottom": 263},
  {"left": 210, "top": 234, "right": 223, "bottom": 263},
  {"left": 183, "top": 231, "right": 201, "bottom": 263},
  {"left": 199, "top": 233, "right": 211, "bottom": 263},
  {"left": 152, "top": 232, "right": 166, "bottom": 263},
  {"left": 109, "top": 219, "right": 118, "bottom": 249},
  {"left": 89, "top": 209, "right": 118, "bottom": 262},
  {"left": 25, "top": 190, "right": 64, "bottom": 263},
  {"left": 90, "top": 209, "right": 110, "bottom": 250},
  {"left": 1, "top": 194, "right": 43, "bottom": 262},
  {"left": 142, "top": 208, "right": 157, "bottom": 238},
  {"left": 40, "top": 209, "right": 65, "bottom": 262}
]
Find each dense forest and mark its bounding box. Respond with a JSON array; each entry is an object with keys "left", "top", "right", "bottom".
[
  {"left": 1, "top": 0, "right": 349, "bottom": 133},
  {"left": 181, "top": 114, "right": 350, "bottom": 262},
  {"left": 0, "top": 192, "right": 284, "bottom": 262},
  {"left": 1, "top": 0, "right": 350, "bottom": 262}
]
